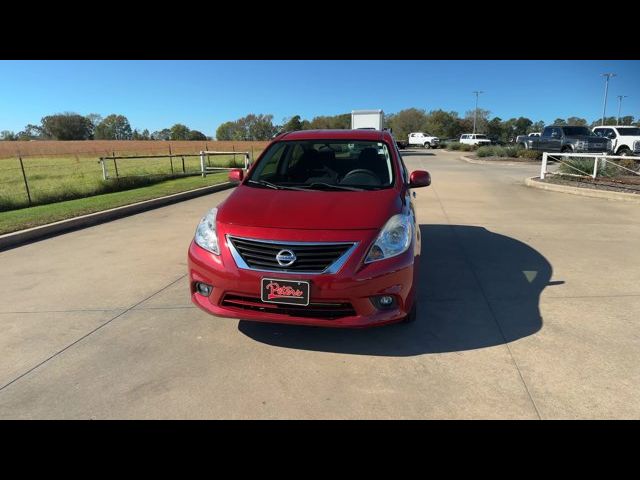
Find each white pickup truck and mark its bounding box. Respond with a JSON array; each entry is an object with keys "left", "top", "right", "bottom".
[
  {"left": 407, "top": 132, "right": 440, "bottom": 149},
  {"left": 592, "top": 125, "right": 640, "bottom": 156}
]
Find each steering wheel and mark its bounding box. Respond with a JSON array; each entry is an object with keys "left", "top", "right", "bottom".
[{"left": 340, "top": 169, "right": 380, "bottom": 185}]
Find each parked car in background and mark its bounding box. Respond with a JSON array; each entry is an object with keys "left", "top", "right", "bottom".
[
  {"left": 460, "top": 134, "right": 491, "bottom": 146},
  {"left": 592, "top": 125, "right": 640, "bottom": 156},
  {"left": 518, "top": 126, "right": 611, "bottom": 153},
  {"left": 407, "top": 132, "right": 440, "bottom": 149},
  {"left": 488, "top": 135, "right": 507, "bottom": 146},
  {"left": 514, "top": 132, "right": 541, "bottom": 146},
  {"left": 188, "top": 129, "right": 432, "bottom": 328}
]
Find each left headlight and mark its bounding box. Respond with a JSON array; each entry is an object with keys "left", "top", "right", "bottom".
[
  {"left": 194, "top": 207, "right": 220, "bottom": 255},
  {"left": 364, "top": 213, "right": 413, "bottom": 264}
]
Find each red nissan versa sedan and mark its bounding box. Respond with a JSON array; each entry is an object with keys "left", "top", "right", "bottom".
[{"left": 187, "top": 129, "right": 431, "bottom": 327}]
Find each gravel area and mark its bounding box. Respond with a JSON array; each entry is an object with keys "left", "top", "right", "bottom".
[{"left": 538, "top": 175, "right": 640, "bottom": 194}]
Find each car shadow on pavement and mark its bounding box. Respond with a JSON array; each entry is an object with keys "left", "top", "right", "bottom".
[{"left": 238, "top": 225, "right": 555, "bottom": 357}]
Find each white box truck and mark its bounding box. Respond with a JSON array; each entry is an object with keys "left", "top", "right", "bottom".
[{"left": 351, "top": 110, "right": 384, "bottom": 130}]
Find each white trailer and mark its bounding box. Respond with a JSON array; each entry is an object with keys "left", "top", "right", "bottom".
[{"left": 351, "top": 109, "right": 384, "bottom": 130}]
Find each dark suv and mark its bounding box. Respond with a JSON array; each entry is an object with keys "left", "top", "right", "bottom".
[{"left": 517, "top": 126, "right": 612, "bottom": 153}]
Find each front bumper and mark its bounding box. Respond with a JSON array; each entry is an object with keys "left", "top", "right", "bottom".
[{"left": 187, "top": 227, "right": 419, "bottom": 328}]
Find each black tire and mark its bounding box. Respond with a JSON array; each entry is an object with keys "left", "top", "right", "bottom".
[
  {"left": 561, "top": 146, "right": 572, "bottom": 153},
  {"left": 618, "top": 147, "right": 631, "bottom": 157},
  {"left": 423, "top": 142, "right": 431, "bottom": 149},
  {"left": 401, "top": 303, "right": 417, "bottom": 324}
]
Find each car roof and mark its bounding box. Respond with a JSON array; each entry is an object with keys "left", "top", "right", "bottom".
[
  {"left": 276, "top": 129, "right": 389, "bottom": 142},
  {"left": 595, "top": 125, "right": 635, "bottom": 128}
]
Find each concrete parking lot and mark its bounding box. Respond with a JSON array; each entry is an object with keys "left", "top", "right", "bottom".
[{"left": 1, "top": 149, "right": 639, "bottom": 419}]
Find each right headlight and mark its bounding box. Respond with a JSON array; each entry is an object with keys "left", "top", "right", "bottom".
[
  {"left": 194, "top": 207, "right": 220, "bottom": 255},
  {"left": 364, "top": 213, "right": 413, "bottom": 264}
]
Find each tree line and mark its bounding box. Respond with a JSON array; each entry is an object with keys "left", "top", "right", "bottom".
[
  {"left": 0, "top": 112, "right": 208, "bottom": 141},
  {"left": 215, "top": 110, "right": 640, "bottom": 142},
  {"left": 2, "top": 110, "right": 638, "bottom": 143}
]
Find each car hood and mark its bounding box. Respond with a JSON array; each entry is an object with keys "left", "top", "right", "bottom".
[{"left": 217, "top": 185, "right": 403, "bottom": 230}]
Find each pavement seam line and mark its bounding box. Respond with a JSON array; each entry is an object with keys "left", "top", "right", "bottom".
[
  {"left": 422, "top": 156, "right": 543, "bottom": 420},
  {"left": 0, "top": 273, "right": 188, "bottom": 394}
]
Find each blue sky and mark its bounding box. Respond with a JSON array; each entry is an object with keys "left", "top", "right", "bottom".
[{"left": 1, "top": 60, "right": 638, "bottom": 136}]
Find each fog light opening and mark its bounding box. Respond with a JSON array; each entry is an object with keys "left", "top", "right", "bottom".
[
  {"left": 371, "top": 295, "right": 397, "bottom": 310},
  {"left": 195, "top": 282, "right": 213, "bottom": 296},
  {"left": 379, "top": 295, "right": 394, "bottom": 306}
]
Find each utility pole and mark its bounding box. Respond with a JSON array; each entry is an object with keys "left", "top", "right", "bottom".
[
  {"left": 601, "top": 73, "right": 616, "bottom": 125},
  {"left": 472, "top": 91, "right": 483, "bottom": 134},
  {"left": 616, "top": 95, "right": 627, "bottom": 125}
]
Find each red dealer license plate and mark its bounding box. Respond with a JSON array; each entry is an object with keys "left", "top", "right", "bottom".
[{"left": 261, "top": 278, "right": 310, "bottom": 306}]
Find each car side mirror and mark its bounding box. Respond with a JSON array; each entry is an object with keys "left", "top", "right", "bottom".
[
  {"left": 228, "top": 169, "right": 244, "bottom": 183},
  {"left": 409, "top": 170, "right": 431, "bottom": 188}
]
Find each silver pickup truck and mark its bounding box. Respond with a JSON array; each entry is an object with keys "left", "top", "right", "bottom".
[{"left": 516, "top": 126, "right": 611, "bottom": 153}]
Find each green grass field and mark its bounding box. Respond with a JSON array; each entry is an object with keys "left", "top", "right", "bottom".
[
  {"left": 0, "top": 152, "right": 255, "bottom": 211},
  {"left": 0, "top": 173, "right": 228, "bottom": 235}
]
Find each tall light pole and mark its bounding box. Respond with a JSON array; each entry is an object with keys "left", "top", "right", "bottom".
[
  {"left": 472, "top": 91, "right": 484, "bottom": 134},
  {"left": 601, "top": 73, "right": 616, "bottom": 125},
  {"left": 616, "top": 95, "right": 627, "bottom": 125}
]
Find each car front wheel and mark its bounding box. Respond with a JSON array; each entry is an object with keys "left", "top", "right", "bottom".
[{"left": 423, "top": 142, "right": 431, "bottom": 149}]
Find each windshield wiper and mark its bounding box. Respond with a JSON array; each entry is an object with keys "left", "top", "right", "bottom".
[
  {"left": 246, "top": 180, "right": 307, "bottom": 191},
  {"left": 247, "top": 179, "right": 279, "bottom": 189},
  {"left": 303, "top": 183, "right": 365, "bottom": 192}
]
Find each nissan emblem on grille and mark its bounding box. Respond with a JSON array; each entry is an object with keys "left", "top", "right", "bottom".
[{"left": 275, "top": 249, "right": 296, "bottom": 266}]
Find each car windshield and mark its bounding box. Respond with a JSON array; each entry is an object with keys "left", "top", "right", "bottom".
[
  {"left": 247, "top": 140, "right": 395, "bottom": 191},
  {"left": 617, "top": 127, "right": 640, "bottom": 136},
  {"left": 562, "top": 127, "right": 594, "bottom": 136}
]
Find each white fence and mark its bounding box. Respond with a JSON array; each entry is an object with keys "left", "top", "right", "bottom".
[
  {"left": 199, "top": 151, "right": 251, "bottom": 178},
  {"left": 540, "top": 152, "right": 640, "bottom": 180}
]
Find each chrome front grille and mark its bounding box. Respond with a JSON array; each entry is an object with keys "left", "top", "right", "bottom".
[{"left": 226, "top": 236, "right": 357, "bottom": 274}]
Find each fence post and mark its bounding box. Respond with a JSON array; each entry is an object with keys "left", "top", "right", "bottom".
[
  {"left": 232, "top": 145, "right": 236, "bottom": 167},
  {"left": 200, "top": 151, "right": 206, "bottom": 178},
  {"left": 18, "top": 155, "right": 32, "bottom": 206},
  {"left": 540, "top": 152, "right": 548, "bottom": 179},
  {"left": 592, "top": 156, "right": 600, "bottom": 179},
  {"left": 181, "top": 156, "right": 186, "bottom": 174},
  {"left": 99, "top": 157, "right": 108, "bottom": 180},
  {"left": 112, "top": 151, "right": 119, "bottom": 178},
  {"left": 168, "top": 145, "right": 174, "bottom": 174}
]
